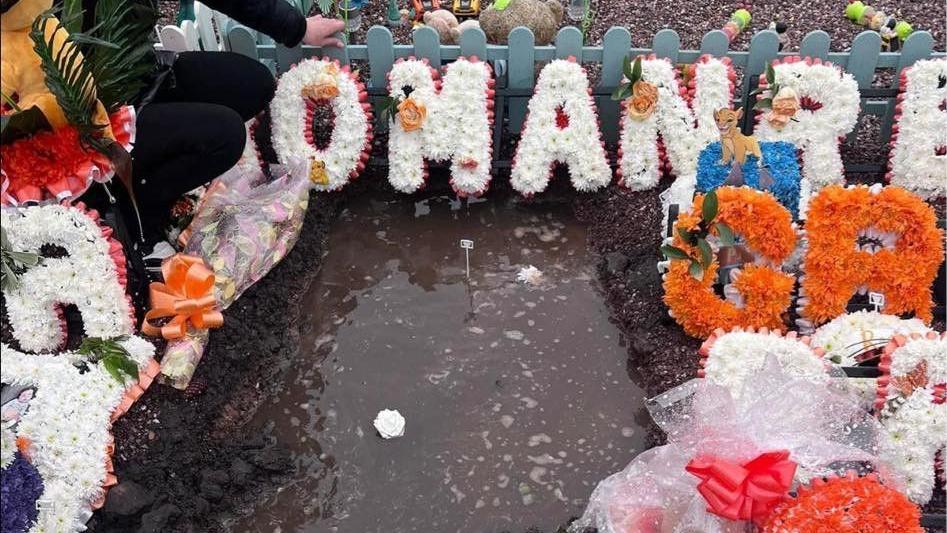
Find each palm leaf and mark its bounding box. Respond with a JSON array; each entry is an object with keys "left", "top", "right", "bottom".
[
  {"left": 30, "top": 9, "right": 107, "bottom": 152},
  {"left": 82, "top": 0, "right": 157, "bottom": 111}
]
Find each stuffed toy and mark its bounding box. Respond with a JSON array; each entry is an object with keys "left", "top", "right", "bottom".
[
  {"left": 1, "top": 0, "right": 115, "bottom": 139},
  {"left": 1, "top": 0, "right": 148, "bottom": 206},
  {"left": 422, "top": 9, "right": 481, "bottom": 44},
  {"left": 479, "top": 0, "right": 563, "bottom": 45}
]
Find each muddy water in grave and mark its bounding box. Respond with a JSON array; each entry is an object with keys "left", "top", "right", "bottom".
[{"left": 235, "top": 193, "right": 649, "bottom": 533}]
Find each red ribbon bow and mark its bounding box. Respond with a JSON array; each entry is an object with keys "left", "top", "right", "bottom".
[{"left": 685, "top": 450, "right": 796, "bottom": 524}]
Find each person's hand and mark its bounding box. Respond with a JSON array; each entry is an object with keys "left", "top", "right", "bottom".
[
  {"left": 105, "top": 140, "right": 133, "bottom": 186},
  {"left": 303, "top": 15, "right": 345, "bottom": 48}
]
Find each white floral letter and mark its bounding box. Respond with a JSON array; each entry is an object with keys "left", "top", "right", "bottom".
[
  {"left": 387, "top": 57, "right": 495, "bottom": 196},
  {"left": 888, "top": 58, "right": 947, "bottom": 200},
  {"left": 511, "top": 58, "right": 611, "bottom": 195}
]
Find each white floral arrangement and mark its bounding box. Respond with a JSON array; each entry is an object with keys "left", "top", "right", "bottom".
[
  {"left": 2, "top": 340, "right": 158, "bottom": 532},
  {"left": 810, "top": 310, "right": 932, "bottom": 366},
  {"left": 754, "top": 57, "right": 860, "bottom": 216},
  {"left": 2, "top": 203, "right": 159, "bottom": 532},
  {"left": 510, "top": 57, "right": 611, "bottom": 196},
  {"left": 271, "top": 57, "right": 373, "bottom": 191},
  {"left": 387, "top": 56, "right": 495, "bottom": 196},
  {"left": 698, "top": 327, "right": 828, "bottom": 398},
  {"left": 874, "top": 333, "right": 947, "bottom": 504},
  {"left": 1, "top": 425, "right": 15, "bottom": 469},
  {"left": 1, "top": 204, "right": 135, "bottom": 353},
  {"left": 887, "top": 58, "right": 947, "bottom": 199},
  {"left": 619, "top": 55, "right": 735, "bottom": 192}
]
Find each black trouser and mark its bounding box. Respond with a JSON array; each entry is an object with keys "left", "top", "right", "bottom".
[{"left": 128, "top": 51, "right": 275, "bottom": 244}]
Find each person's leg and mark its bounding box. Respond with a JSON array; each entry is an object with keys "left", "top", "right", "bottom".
[
  {"left": 131, "top": 101, "right": 246, "bottom": 243},
  {"left": 156, "top": 51, "right": 276, "bottom": 120}
]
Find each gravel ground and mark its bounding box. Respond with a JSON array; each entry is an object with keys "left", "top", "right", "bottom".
[{"left": 159, "top": 0, "right": 944, "bottom": 51}]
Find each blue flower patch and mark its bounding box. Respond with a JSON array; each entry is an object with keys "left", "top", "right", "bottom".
[{"left": 697, "top": 141, "right": 801, "bottom": 219}]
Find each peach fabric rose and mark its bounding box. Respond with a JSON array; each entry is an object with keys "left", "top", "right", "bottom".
[
  {"left": 625, "top": 80, "right": 658, "bottom": 121},
  {"left": 398, "top": 97, "right": 427, "bottom": 132},
  {"left": 766, "top": 87, "right": 800, "bottom": 130},
  {"left": 301, "top": 74, "right": 340, "bottom": 101}
]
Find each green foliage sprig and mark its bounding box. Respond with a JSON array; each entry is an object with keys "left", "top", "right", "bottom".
[
  {"left": 76, "top": 336, "right": 140, "bottom": 384},
  {"left": 660, "top": 189, "right": 736, "bottom": 281},
  {"left": 1, "top": 228, "right": 41, "bottom": 291},
  {"left": 752, "top": 63, "right": 779, "bottom": 111},
  {"left": 379, "top": 85, "right": 414, "bottom": 125},
  {"left": 610, "top": 56, "right": 642, "bottom": 101},
  {"left": 85, "top": 0, "right": 158, "bottom": 113}
]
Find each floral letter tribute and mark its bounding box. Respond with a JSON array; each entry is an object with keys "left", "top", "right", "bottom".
[
  {"left": 754, "top": 58, "right": 860, "bottom": 215},
  {"left": 271, "top": 58, "right": 373, "bottom": 191},
  {"left": 663, "top": 187, "right": 797, "bottom": 339},
  {"left": 510, "top": 58, "right": 610, "bottom": 196},
  {"left": 874, "top": 333, "right": 947, "bottom": 505},
  {"left": 887, "top": 58, "right": 947, "bottom": 200},
  {"left": 1, "top": 204, "right": 158, "bottom": 532},
  {"left": 386, "top": 57, "right": 495, "bottom": 196},
  {"left": 799, "top": 184, "right": 943, "bottom": 327},
  {"left": 618, "top": 55, "right": 735, "bottom": 193}
]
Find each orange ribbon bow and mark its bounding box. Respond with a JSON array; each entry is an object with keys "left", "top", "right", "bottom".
[
  {"left": 142, "top": 254, "right": 223, "bottom": 340},
  {"left": 685, "top": 450, "right": 796, "bottom": 525}
]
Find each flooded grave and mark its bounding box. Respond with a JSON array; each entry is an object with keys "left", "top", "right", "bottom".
[{"left": 236, "top": 193, "right": 648, "bottom": 532}]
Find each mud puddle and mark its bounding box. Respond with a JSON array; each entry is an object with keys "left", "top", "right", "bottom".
[{"left": 231, "top": 193, "right": 648, "bottom": 532}]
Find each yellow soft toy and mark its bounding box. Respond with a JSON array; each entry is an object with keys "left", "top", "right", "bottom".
[
  {"left": 1, "top": 0, "right": 140, "bottom": 206},
  {"left": 1, "top": 0, "right": 114, "bottom": 138}
]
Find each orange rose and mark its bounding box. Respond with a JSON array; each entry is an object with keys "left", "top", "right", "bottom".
[
  {"left": 398, "top": 97, "right": 426, "bottom": 132},
  {"left": 766, "top": 87, "right": 799, "bottom": 130},
  {"left": 625, "top": 80, "right": 658, "bottom": 120},
  {"left": 301, "top": 74, "right": 340, "bottom": 101},
  {"left": 309, "top": 159, "right": 329, "bottom": 185}
]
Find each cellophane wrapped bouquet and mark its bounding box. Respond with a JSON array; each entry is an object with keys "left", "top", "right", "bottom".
[
  {"left": 571, "top": 358, "right": 901, "bottom": 533},
  {"left": 160, "top": 158, "right": 310, "bottom": 388}
]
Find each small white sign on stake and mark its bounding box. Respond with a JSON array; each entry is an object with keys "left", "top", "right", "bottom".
[
  {"left": 868, "top": 292, "right": 885, "bottom": 312},
  {"left": 460, "top": 239, "right": 474, "bottom": 278}
]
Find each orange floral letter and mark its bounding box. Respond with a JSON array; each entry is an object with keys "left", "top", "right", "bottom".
[
  {"left": 663, "top": 187, "right": 797, "bottom": 338},
  {"left": 800, "top": 185, "right": 943, "bottom": 326}
]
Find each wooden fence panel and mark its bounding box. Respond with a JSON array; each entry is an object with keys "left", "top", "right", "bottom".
[
  {"left": 413, "top": 26, "right": 442, "bottom": 68},
  {"left": 651, "top": 29, "right": 680, "bottom": 62},
  {"left": 699, "top": 30, "right": 730, "bottom": 57},
  {"left": 739, "top": 30, "right": 780, "bottom": 132},
  {"left": 507, "top": 27, "right": 536, "bottom": 134},
  {"left": 460, "top": 28, "right": 488, "bottom": 60},
  {"left": 367, "top": 26, "right": 396, "bottom": 132},
  {"left": 799, "top": 30, "right": 831, "bottom": 62},
  {"left": 555, "top": 27, "right": 584, "bottom": 61},
  {"left": 598, "top": 27, "right": 631, "bottom": 143}
]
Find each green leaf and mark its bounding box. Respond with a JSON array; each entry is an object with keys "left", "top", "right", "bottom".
[
  {"left": 765, "top": 63, "right": 776, "bottom": 86},
  {"left": 317, "top": 0, "right": 334, "bottom": 14},
  {"left": 830, "top": 355, "right": 842, "bottom": 364},
  {"left": 1, "top": 227, "right": 41, "bottom": 290},
  {"left": 660, "top": 245, "right": 690, "bottom": 260},
  {"left": 0, "top": 105, "right": 53, "bottom": 144},
  {"left": 701, "top": 189, "right": 719, "bottom": 223},
  {"left": 677, "top": 227, "right": 696, "bottom": 245},
  {"left": 753, "top": 97, "right": 773, "bottom": 110},
  {"left": 697, "top": 239, "right": 713, "bottom": 268},
  {"left": 688, "top": 261, "right": 704, "bottom": 280},
  {"left": 714, "top": 223, "right": 735, "bottom": 247},
  {"left": 101, "top": 353, "right": 140, "bottom": 383},
  {"left": 622, "top": 56, "right": 633, "bottom": 80},
  {"left": 630, "top": 56, "right": 642, "bottom": 85},
  {"left": 611, "top": 83, "right": 626, "bottom": 101},
  {"left": 77, "top": 336, "right": 138, "bottom": 383}
]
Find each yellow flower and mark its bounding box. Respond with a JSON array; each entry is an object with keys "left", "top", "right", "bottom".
[
  {"left": 301, "top": 73, "right": 340, "bottom": 101},
  {"left": 625, "top": 80, "right": 658, "bottom": 121},
  {"left": 309, "top": 159, "right": 329, "bottom": 185},
  {"left": 398, "top": 97, "right": 427, "bottom": 132}
]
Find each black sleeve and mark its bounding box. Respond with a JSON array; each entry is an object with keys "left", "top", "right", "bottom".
[{"left": 202, "top": 0, "right": 307, "bottom": 47}]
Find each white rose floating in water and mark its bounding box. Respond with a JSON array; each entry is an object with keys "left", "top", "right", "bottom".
[
  {"left": 516, "top": 265, "right": 544, "bottom": 286},
  {"left": 374, "top": 409, "right": 406, "bottom": 439}
]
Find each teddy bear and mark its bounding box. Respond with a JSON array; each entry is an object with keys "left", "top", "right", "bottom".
[
  {"left": 422, "top": 9, "right": 481, "bottom": 44},
  {"left": 1, "top": 0, "right": 114, "bottom": 138},
  {"left": 479, "top": 0, "right": 563, "bottom": 45}
]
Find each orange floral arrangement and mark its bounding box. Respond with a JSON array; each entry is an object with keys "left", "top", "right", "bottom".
[
  {"left": 398, "top": 97, "right": 427, "bottom": 132},
  {"left": 626, "top": 80, "right": 658, "bottom": 120},
  {"left": 663, "top": 187, "right": 797, "bottom": 338},
  {"left": 762, "top": 473, "right": 923, "bottom": 533},
  {"left": 800, "top": 185, "right": 943, "bottom": 326}
]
